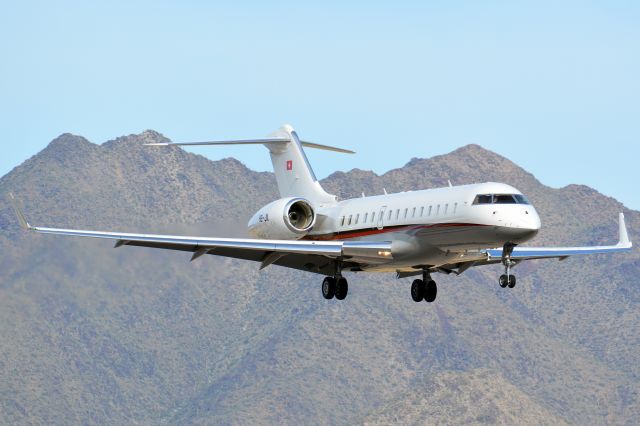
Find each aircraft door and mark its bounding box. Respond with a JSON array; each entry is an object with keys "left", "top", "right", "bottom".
[{"left": 377, "top": 206, "right": 387, "bottom": 230}]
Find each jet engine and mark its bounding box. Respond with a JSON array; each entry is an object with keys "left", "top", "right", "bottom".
[{"left": 248, "top": 197, "right": 316, "bottom": 240}]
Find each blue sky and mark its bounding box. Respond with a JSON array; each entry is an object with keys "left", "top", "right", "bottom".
[{"left": 1, "top": 1, "right": 639, "bottom": 209}]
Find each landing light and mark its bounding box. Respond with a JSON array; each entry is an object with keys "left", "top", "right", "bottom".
[{"left": 378, "top": 250, "right": 392, "bottom": 257}]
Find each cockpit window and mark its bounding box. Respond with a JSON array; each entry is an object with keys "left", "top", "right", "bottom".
[
  {"left": 494, "top": 194, "right": 517, "bottom": 204},
  {"left": 473, "top": 194, "right": 493, "bottom": 204},
  {"left": 473, "top": 193, "right": 530, "bottom": 205}
]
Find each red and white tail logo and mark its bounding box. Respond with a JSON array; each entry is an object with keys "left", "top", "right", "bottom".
[{"left": 286, "top": 160, "right": 293, "bottom": 171}]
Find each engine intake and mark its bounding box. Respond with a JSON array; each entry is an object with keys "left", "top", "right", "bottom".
[
  {"left": 248, "top": 197, "right": 316, "bottom": 240},
  {"left": 285, "top": 199, "right": 315, "bottom": 233}
]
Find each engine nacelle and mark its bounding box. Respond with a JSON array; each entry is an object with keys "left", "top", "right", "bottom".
[{"left": 248, "top": 197, "right": 316, "bottom": 240}]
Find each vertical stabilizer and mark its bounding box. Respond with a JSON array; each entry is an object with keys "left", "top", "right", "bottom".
[
  {"left": 144, "top": 124, "right": 348, "bottom": 206},
  {"left": 267, "top": 125, "right": 337, "bottom": 205}
]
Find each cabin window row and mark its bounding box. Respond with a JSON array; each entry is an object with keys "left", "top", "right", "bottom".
[{"left": 339, "top": 202, "right": 459, "bottom": 227}]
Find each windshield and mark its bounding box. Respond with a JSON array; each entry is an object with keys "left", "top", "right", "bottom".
[{"left": 473, "top": 194, "right": 530, "bottom": 205}]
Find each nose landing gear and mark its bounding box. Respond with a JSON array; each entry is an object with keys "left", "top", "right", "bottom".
[
  {"left": 500, "top": 243, "right": 517, "bottom": 289},
  {"left": 499, "top": 274, "right": 516, "bottom": 288}
]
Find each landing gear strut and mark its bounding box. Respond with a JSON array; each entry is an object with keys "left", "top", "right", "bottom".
[
  {"left": 500, "top": 243, "right": 517, "bottom": 289},
  {"left": 411, "top": 270, "right": 437, "bottom": 303}
]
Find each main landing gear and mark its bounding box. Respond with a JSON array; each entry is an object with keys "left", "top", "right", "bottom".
[
  {"left": 411, "top": 270, "right": 437, "bottom": 303},
  {"left": 500, "top": 243, "right": 517, "bottom": 289},
  {"left": 322, "top": 276, "right": 348, "bottom": 300}
]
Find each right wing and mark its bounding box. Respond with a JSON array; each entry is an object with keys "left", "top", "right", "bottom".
[{"left": 8, "top": 194, "right": 391, "bottom": 275}]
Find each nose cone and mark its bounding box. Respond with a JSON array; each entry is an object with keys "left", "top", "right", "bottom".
[
  {"left": 526, "top": 207, "right": 542, "bottom": 232},
  {"left": 496, "top": 206, "right": 541, "bottom": 244},
  {"left": 512, "top": 207, "right": 541, "bottom": 243},
  {"left": 497, "top": 226, "right": 539, "bottom": 244}
]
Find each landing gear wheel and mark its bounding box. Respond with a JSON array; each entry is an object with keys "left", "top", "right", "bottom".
[
  {"left": 322, "top": 277, "right": 336, "bottom": 299},
  {"left": 411, "top": 279, "right": 425, "bottom": 302},
  {"left": 424, "top": 280, "right": 437, "bottom": 303},
  {"left": 499, "top": 275, "right": 508, "bottom": 288},
  {"left": 335, "top": 277, "right": 349, "bottom": 300},
  {"left": 508, "top": 275, "right": 516, "bottom": 288}
]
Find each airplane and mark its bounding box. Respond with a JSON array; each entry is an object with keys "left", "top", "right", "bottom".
[{"left": 9, "top": 125, "right": 633, "bottom": 303}]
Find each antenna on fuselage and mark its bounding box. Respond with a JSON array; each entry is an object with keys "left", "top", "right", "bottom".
[
  {"left": 448, "top": 180, "right": 453, "bottom": 187},
  {"left": 383, "top": 188, "right": 388, "bottom": 195}
]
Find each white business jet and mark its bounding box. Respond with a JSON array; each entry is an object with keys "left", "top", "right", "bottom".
[{"left": 9, "top": 125, "right": 632, "bottom": 303}]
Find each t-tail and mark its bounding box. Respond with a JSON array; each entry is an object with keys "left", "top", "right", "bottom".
[{"left": 145, "top": 124, "right": 353, "bottom": 206}]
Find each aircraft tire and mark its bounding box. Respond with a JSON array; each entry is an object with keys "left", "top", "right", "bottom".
[
  {"left": 499, "top": 275, "right": 509, "bottom": 288},
  {"left": 424, "top": 280, "right": 437, "bottom": 303},
  {"left": 411, "top": 279, "right": 425, "bottom": 302},
  {"left": 508, "top": 275, "right": 516, "bottom": 288},
  {"left": 335, "top": 277, "right": 349, "bottom": 300},
  {"left": 322, "top": 276, "right": 336, "bottom": 299}
]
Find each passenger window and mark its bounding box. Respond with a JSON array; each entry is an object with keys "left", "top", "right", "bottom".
[
  {"left": 348, "top": 215, "right": 352, "bottom": 225},
  {"left": 355, "top": 214, "right": 359, "bottom": 224},
  {"left": 454, "top": 202, "right": 458, "bottom": 214},
  {"left": 371, "top": 212, "right": 376, "bottom": 222},
  {"left": 444, "top": 204, "right": 449, "bottom": 215},
  {"left": 404, "top": 208, "right": 408, "bottom": 219},
  {"left": 420, "top": 206, "right": 424, "bottom": 217},
  {"left": 340, "top": 216, "right": 345, "bottom": 226},
  {"left": 388, "top": 210, "right": 392, "bottom": 221},
  {"left": 428, "top": 206, "right": 432, "bottom": 216},
  {"left": 363, "top": 212, "right": 368, "bottom": 223},
  {"left": 436, "top": 205, "right": 440, "bottom": 215},
  {"left": 395, "top": 209, "right": 400, "bottom": 220},
  {"left": 412, "top": 207, "right": 416, "bottom": 218}
]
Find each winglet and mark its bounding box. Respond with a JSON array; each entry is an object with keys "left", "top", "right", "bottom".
[
  {"left": 8, "top": 193, "right": 32, "bottom": 230},
  {"left": 618, "top": 212, "right": 631, "bottom": 248}
]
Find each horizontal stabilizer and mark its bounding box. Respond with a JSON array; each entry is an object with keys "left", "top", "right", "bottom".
[{"left": 145, "top": 138, "right": 355, "bottom": 154}]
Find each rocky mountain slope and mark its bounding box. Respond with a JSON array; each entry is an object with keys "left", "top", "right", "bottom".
[{"left": 0, "top": 132, "right": 638, "bottom": 425}]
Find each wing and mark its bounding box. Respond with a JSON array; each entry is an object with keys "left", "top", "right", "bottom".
[
  {"left": 397, "top": 213, "right": 632, "bottom": 278},
  {"left": 8, "top": 194, "right": 391, "bottom": 276},
  {"left": 484, "top": 213, "right": 632, "bottom": 261}
]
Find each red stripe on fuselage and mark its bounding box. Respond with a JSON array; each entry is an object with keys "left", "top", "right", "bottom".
[{"left": 304, "top": 222, "right": 489, "bottom": 241}]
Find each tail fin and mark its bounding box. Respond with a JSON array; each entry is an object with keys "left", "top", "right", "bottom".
[
  {"left": 146, "top": 124, "right": 351, "bottom": 205},
  {"left": 266, "top": 125, "right": 337, "bottom": 204}
]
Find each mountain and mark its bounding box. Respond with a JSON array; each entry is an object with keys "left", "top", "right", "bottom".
[
  {"left": 363, "top": 369, "right": 569, "bottom": 425},
  {"left": 0, "top": 132, "right": 638, "bottom": 425}
]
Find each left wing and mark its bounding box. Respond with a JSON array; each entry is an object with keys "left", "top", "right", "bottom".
[
  {"left": 485, "top": 213, "right": 632, "bottom": 261},
  {"left": 8, "top": 194, "right": 392, "bottom": 275},
  {"left": 398, "top": 213, "right": 632, "bottom": 278}
]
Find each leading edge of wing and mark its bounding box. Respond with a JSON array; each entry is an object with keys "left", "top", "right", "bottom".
[
  {"left": 485, "top": 213, "right": 632, "bottom": 260},
  {"left": 27, "top": 226, "right": 393, "bottom": 261}
]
